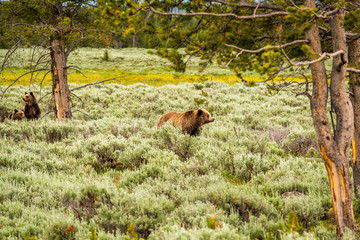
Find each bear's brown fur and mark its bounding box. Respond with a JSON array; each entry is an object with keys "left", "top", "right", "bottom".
[
  {"left": 0, "top": 109, "right": 25, "bottom": 122},
  {"left": 157, "top": 109, "right": 215, "bottom": 135},
  {"left": 23, "top": 92, "right": 41, "bottom": 120}
]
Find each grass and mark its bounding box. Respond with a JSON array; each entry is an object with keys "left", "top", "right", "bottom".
[{"left": 0, "top": 48, "right": 350, "bottom": 239}]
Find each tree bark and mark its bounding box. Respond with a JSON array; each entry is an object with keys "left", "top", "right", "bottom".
[
  {"left": 305, "top": 0, "right": 355, "bottom": 236},
  {"left": 49, "top": 1, "right": 72, "bottom": 121},
  {"left": 50, "top": 36, "right": 72, "bottom": 121},
  {"left": 349, "top": 37, "right": 360, "bottom": 198}
]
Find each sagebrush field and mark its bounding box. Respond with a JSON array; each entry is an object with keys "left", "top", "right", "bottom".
[{"left": 0, "top": 48, "right": 357, "bottom": 239}]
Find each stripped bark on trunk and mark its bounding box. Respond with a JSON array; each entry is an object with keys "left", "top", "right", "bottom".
[
  {"left": 349, "top": 37, "right": 360, "bottom": 198},
  {"left": 50, "top": 36, "right": 72, "bottom": 121},
  {"left": 305, "top": 0, "right": 355, "bottom": 236},
  {"left": 49, "top": 1, "right": 72, "bottom": 122}
]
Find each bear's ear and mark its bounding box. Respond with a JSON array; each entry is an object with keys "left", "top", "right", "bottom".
[
  {"left": 197, "top": 109, "right": 203, "bottom": 116},
  {"left": 30, "top": 92, "right": 34, "bottom": 96},
  {"left": 14, "top": 109, "right": 18, "bottom": 113},
  {"left": 25, "top": 92, "right": 28, "bottom": 94}
]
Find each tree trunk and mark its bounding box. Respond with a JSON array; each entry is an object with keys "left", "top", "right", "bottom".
[
  {"left": 348, "top": 0, "right": 360, "bottom": 199},
  {"left": 305, "top": 0, "right": 355, "bottom": 237},
  {"left": 50, "top": 35, "right": 72, "bottom": 121},
  {"left": 49, "top": 1, "right": 72, "bottom": 122},
  {"left": 349, "top": 37, "right": 360, "bottom": 198}
]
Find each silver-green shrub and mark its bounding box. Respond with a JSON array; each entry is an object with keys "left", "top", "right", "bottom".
[{"left": 0, "top": 82, "right": 334, "bottom": 239}]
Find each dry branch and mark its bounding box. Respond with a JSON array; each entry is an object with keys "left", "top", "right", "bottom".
[
  {"left": 291, "top": 73, "right": 312, "bottom": 99},
  {"left": 347, "top": 68, "right": 360, "bottom": 73},
  {"left": 149, "top": 6, "right": 290, "bottom": 19},
  {"left": 0, "top": 68, "right": 50, "bottom": 102},
  {"left": 281, "top": 47, "right": 344, "bottom": 66},
  {"left": 72, "top": 109, "right": 92, "bottom": 119},
  {"left": 225, "top": 40, "right": 309, "bottom": 66},
  {"left": 38, "top": 76, "right": 124, "bottom": 103},
  {"left": 40, "top": 110, "right": 53, "bottom": 120},
  {"left": 0, "top": 41, "right": 20, "bottom": 75},
  {"left": 66, "top": 65, "right": 87, "bottom": 78},
  {"left": 211, "top": 0, "right": 286, "bottom": 11},
  {"left": 70, "top": 77, "right": 123, "bottom": 91},
  {"left": 71, "top": 92, "right": 84, "bottom": 105}
]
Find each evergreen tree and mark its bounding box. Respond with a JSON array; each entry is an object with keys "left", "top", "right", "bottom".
[{"left": 0, "top": 0, "right": 107, "bottom": 121}]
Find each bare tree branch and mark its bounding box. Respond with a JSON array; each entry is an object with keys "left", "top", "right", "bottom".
[
  {"left": 71, "top": 92, "right": 84, "bottom": 105},
  {"left": 209, "top": 0, "right": 287, "bottom": 11},
  {"left": 70, "top": 77, "right": 123, "bottom": 91},
  {"left": 225, "top": 40, "right": 309, "bottom": 66},
  {"left": 66, "top": 65, "right": 87, "bottom": 78},
  {"left": 70, "top": 0, "right": 85, "bottom": 27},
  {"left": 72, "top": 109, "right": 93, "bottom": 119},
  {"left": 0, "top": 68, "right": 50, "bottom": 102},
  {"left": 263, "top": 63, "right": 292, "bottom": 82},
  {"left": 291, "top": 73, "right": 312, "bottom": 99},
  {"left": 132, "top": 11, "right": 152, "bottom": 47},
  {"left": 0, "top": 40, "right": 20, "bottom": 75},
  {"left": 40, "top": 110, "right": 53, "bottom": 120},
  {"left": 280, "top": 45, "right": 344, "bottom": 66},
  {"left": 347, "top": 68, "right": 360, "bottom": 73},
  {"left": 253, "top": 0, "right": 261, "bottom": 16},
  {"left": 289, "top": 0, "right": 338, "bottom": 18},
  {"left": 39, "top": 70, "right": 52, "bottom": 97},
  {"left": 37, "top": 92, "right": 51, "bottom": 103},
  {"left": 149, "top": 6, "right": 290, "bottom": 20},
  {"left": 38, "top": 77, "right": 125, "bottom": 103}
]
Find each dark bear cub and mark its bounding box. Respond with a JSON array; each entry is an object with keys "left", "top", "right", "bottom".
[
  {"left": 0, "top": 109, "right": 25, "bottom": 122},
  {"left": 157, "top": 109, "right": 215, "bottom": 135},
  {"left": 23, "top": 92, "right": 41, "bottom": 120}
]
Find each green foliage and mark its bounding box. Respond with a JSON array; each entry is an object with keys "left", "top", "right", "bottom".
[
  {"left": 285, "top": 211, "right": 304, "bottom": 234},
  {"left": 102, "top": 49, "right": 110, "bottom": 62},
  {"left": 206, "top": 215, "right": 221, "bottom": 229},
  {"left": 24, "top": 233, "right": 37, "bottom": 240},
  {"left": 44, "top": 221, "right": 77, "bottom": 240},
  {"left": 0, "top": 82, "right": 333, "bottom": 239},
  {"left": 0, "top": 1, "right": 106, "bottom": 49},
  {"left": 126, "top": 224, "right": 139, "bottom": 240},
  {"left": 345, "top": 8, "right": 360, "bottom": 32},
  {"left": 89, "top": 228, "right": 97, "bottom": 240},
  {"left": 154, "top": 48, "right": 186, "bottom": 72}
]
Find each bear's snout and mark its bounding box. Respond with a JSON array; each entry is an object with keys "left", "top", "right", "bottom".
[{"left": 207, "top": 118, "right": 215, "bottom": 123}]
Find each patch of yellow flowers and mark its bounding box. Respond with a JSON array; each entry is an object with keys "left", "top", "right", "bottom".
[{"left": 1, "top": 68, "right": 304, "bottom": 86}]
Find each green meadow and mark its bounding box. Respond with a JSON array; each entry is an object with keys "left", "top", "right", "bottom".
[
  {"left": 0, "top": 48, "right": 303, "bottom": 87},
  {"left": 0, "top": 48, "right": 356, "bottom": 239}
]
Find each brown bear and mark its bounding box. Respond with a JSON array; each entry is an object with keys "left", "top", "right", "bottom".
[
  {"left": 23, "top": 92, "right": 41, "bottom": 120},
  {"left": 157, "top": 109, "right": 215, "bottom": 135},
  {"left": 0, "top": 109, "right": 25, "bottom": 122}
]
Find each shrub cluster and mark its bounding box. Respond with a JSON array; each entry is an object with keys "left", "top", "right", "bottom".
[{"left": 0, "top": 82, "right": 335, "bottom": 239}]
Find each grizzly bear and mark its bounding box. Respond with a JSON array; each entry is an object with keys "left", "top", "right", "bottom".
[
  {"left": 23, "top": 92, "right": 41, "bottom": 120},
  {"left": 157, "top": 109, "right": 215, "bottom": 135},
  {"left": 0, "top": 109, "right": 25, "bottom": 122}
]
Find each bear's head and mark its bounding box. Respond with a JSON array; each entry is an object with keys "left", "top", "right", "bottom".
[
  {"left": 12, "top": 109, "right": 25, "bottom": 120},
  {"left": 196, "top": 109, "right": 215, "bottom": 125},
  {"left": 23, "top": 92, "right": 37, "bottom": 106}
]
